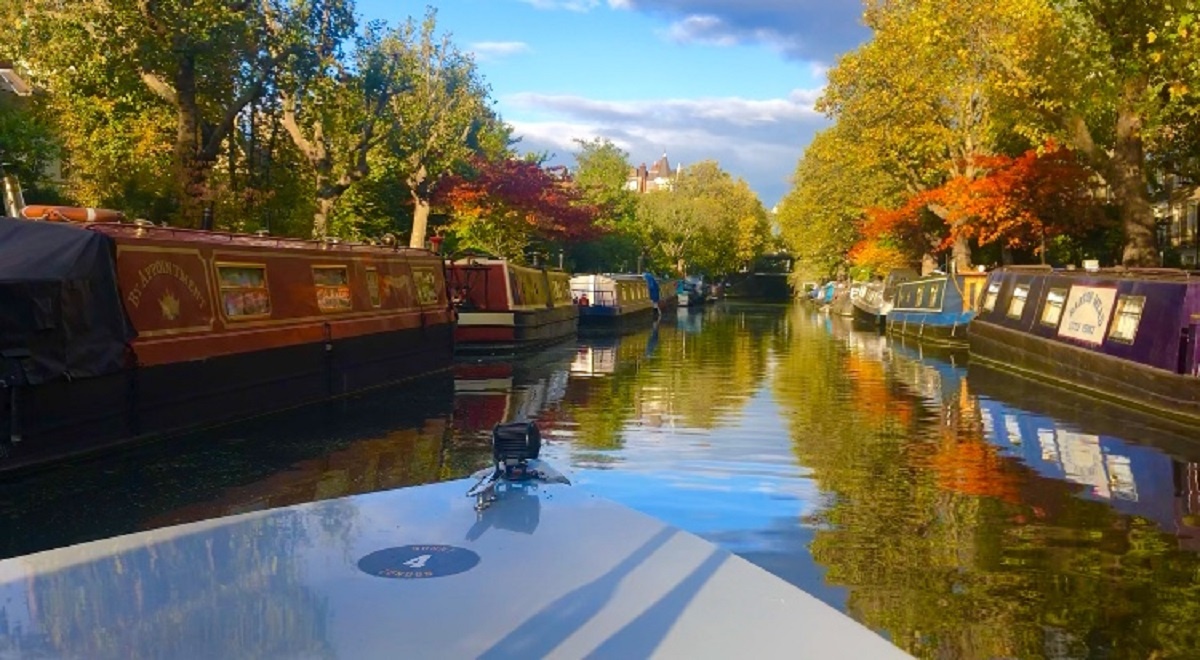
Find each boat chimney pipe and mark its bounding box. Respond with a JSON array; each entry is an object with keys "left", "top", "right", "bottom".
[{"left": 201, "top": 202, "right": 214, "bottom": 231}]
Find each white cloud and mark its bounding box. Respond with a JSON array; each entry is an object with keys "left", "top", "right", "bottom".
[
  {"left": 501, "top": 90, "right": 828, "bottom": 206},
  {"left": 618, "top": 1, "right": 869, "bottom": 63},
  {"left": 470, "top": 41, "right": 533, "bottom": 61}
]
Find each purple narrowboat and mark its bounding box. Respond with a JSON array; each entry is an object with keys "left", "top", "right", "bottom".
[{"left": 969, "top": 265, "right": 1200, "bottom": 424}]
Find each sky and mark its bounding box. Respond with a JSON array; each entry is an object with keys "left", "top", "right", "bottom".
[{"left": 355, "top": 0, "right": 871, "bottom": 209}]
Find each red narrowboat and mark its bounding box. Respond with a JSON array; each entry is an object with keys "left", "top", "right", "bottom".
[
  {"left": 0, "top": 208, "right": 454, "bottom": 473},
  {"left": 446, "top": 256, "right": 578, "bottom": 354}
]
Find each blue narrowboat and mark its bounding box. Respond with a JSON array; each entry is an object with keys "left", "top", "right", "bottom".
[
  {"left": 969, "top": 265, "right": 1200, "bottom": 424},
  {"left": 886, "top": 270, "right": 989, "bottom": 345},
  {"left": 569, "top": 273, "right": 657, "bottom": 330}
]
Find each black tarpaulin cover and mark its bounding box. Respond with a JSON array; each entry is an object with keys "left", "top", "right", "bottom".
[{"left": 0, "top": 217, "right": 135, "bottom": 384}]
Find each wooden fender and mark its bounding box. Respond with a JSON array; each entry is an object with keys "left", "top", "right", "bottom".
[{"left": 20, "top": 205, "right": 126, "bottom": 223}]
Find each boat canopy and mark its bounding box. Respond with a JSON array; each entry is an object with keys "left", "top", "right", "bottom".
[{"left": 0, "top": 218, "right": 135, "bottom": 384}]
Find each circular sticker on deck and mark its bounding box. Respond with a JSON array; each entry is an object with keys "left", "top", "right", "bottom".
[{"left": 358, "top": 545, "right": 480, "bottom": 579}]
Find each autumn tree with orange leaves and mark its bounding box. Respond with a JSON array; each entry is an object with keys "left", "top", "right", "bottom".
[
  {"left": 435, "top": 156, "right": 600, "bottom": 262},
  {"left": 851, "top": 143, "right": 1108, "bottom": 272}
]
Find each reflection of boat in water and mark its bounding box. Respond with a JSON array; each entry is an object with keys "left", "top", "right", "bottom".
[
  {"left": 0, "top": 434, "right": 908, "bottom": 658},
  {"left": 453, "top": 349, "right": 574, "bottom": 435},
  {"left": 968, "top": 362, "right": 1200, "bottom": 543},
  {"left": 0, "top": 373, "right": 457, "bottom": 559},
  {"left": 886, "top": 337, "right": 968, "bottom": 405}
]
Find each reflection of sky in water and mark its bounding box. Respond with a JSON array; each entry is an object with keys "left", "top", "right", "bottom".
[{"left": 542, "top": 370, "right": 850, "bottom": 610}]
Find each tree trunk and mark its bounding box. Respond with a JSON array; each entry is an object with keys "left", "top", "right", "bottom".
[
  {"left": 313, "top": 195, "right": 335, "bottom": 239},
  {"left": 951, "top": 234, "right": 972, "bottom": 273},
  {"left": 174, "top": 52, "right": 206, "bottom": 228},
  {"left": 408, "top": 165, "right": 430, "bottom": 249},
  {"left": 1113, "top": 81, "right": 1156, "bottom": 267},
  {"left": 921, "top": 253, "right": 938, "bottom": 275}
]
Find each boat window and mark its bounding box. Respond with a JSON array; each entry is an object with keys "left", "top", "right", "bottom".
[
  {"left": 314, "top": 266, "right": 352, "bottom": 312},
  {"left": 1040, "top": 288, "right": 1067, "bottom": 326},
  {"left": 1108, "top": 295, "right": 1145, "bottom": 344},
  {"left": 929, "top": 282, "right": 941, "bottom": 307},
  {"left": 413, "top": 268, "right": 440, "bottom": 306},
  {"left": 365, "top": 268, "right": 381, "bottom": 308},
  {"left": 916, "top": 285, "right": 926, "bottom": 307},
  {"left": 1007, "top": 284, "right": 1030, "bottom": 319},
  {"left": 217, "top": 264, "right": 271, "bottom": 318},
  {"left": 983, "top": 281, "right": 1001, "bottom": 312}
]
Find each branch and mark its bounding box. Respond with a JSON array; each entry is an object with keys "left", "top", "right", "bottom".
[
  {"left": 137, "top": 0, "right": 168, "bottom": 39},
  {"left": 200, "top": 77, "right": 265, "bottom": 161},
  {"left": 278, "top": 91, "right": 320, "bottom": 164},
  {"left": 140, "top": 72, "right": 177, "bottom": 105},
  {"left": 1065, "top": 114, "right": 1112, "bottom": 178}
]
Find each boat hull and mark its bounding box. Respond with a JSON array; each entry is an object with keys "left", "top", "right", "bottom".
[
  {"left": 454, "top": 305, "right": 578, "bottom": 355},
  {"left": 578, "top": 304, "right": 657, "bottom": 333},
  {"left": 970, "top": 317, "right": 1200, "bottom": 424},
  {"left": 0, "top": 323, "right": 453, "bottom": 473},
  {"left": 849, "top": 299, "right": 884, "bottom": 332},
  {"left": 968, "top": 266, "right": 1200, "bottom": 424},
  {"left": 886, "top": 311, "right": 972, "bottom": 345}
]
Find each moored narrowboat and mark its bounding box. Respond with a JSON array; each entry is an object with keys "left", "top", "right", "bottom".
[
  {"left": 0, "top": 209, "right": 454, "bottom": 473},
  {"left": 850, "top": 268, "right": 918, "bottom": 331},
  {"left": 446, "top": 256, "right": 578, "bottom": 355},
  {"left": 676, "top": 276, "right": 706, "bottom": 307},
  {"left": 886, "top": 270, "right": 989, "bottom": 345},
  {"left": 569, "top": 273, "right": 657, "bottom": 330},
  {"left": 969, "top": 266, "right": 1200, "bottom": 424}
]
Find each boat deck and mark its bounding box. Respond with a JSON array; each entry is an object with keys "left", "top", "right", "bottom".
[{"left": 0, "top": 479, "right": 907, "bottom": 659}]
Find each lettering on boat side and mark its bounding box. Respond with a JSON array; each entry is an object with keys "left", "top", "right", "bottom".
[
  {"left": 125, "top": 258, "right": 208, "bottom": 311},
  {"left": 1059, "top": 286, "right": 1116, "bottom": 345},
  {"left": 357, "top": 545, "right": 480, "bottom": 579}
]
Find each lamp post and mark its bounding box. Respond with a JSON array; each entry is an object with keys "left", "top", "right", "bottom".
[{"left": 1156, "top": 217, "right": 1170, "bottom": 267}]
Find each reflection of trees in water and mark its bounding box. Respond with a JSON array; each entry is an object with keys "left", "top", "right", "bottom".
[
  {"left": 0, "top": 377, "right": 456, "bottom": 560},
  {"left": 10, "top": 513, "right": 333, "bottom": 659},
  {"left": 773, "top": 307, "right": 1200, "bottom": 659},
  {"left": 565, "top": 306, "right": 782, "bottom": 450}
]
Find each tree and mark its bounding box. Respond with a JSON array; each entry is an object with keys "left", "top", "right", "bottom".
[
  {"left": 777, "top": 126, "right": 906, "bottom": 280},
  {"left": 568, "top": 137, "right": 642, "bottom": 271},
  {"left": 267, "top": 1, "right": 405, "bottom": 238},
  {"left": 386, "top": 9, "right": 492, "bottom": 249},
  {"left": 0, "top": 86, "right": 57, "bottom": 193},
  {"left": 1037, "top": 0, "right": 1200, "bottom": 266},
  {"left": 14, "top": 0, "right": 274, "bottom": 225},
  {"left": 852, "top": 142, "right": 1108, "bottom": 268},
  {"left": 436, "top": 156, "right": 598, "bottom": 261},
  {"left": 820, "top": 0, "right": 1062, "bottom": 270},
  {"left": 635, "top": 160, "right": 770, "bottom": 276}
]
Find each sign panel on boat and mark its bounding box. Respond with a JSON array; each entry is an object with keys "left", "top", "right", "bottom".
[{"left": 1058, "top": 286, "right": 1117, "bottom": 345}]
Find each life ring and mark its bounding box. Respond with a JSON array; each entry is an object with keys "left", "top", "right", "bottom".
[{"left": 20, "top": 205, "right": 126, "bottom": 223}]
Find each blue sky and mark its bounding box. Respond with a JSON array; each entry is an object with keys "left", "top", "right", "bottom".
[{"left": 356, "top": 1, "right": 870, "bottom": 208}]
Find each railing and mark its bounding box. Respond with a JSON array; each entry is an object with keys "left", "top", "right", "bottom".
[{"left": 571, "top": 289, "right": 618, "bottom": 306}]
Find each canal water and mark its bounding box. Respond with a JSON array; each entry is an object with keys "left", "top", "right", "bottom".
[{"left": 3, "top": 302, "right": 1200, "bottom": 658}]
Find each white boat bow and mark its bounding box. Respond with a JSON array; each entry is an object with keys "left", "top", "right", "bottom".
[{"left": 0, "top": 474, "right": 909, "bottom": 659}]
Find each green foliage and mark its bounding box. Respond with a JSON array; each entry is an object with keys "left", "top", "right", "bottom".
[
  {"left": 776, "top": 126, "right": 904, "bottom": 280},
  {"left": 635, "top": 160, "right": 771, "bottom": 276}
]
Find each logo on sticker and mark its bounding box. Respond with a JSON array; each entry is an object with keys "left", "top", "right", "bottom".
[{"left": 357, "top": 545, "right": 480, "bottom": 579}]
